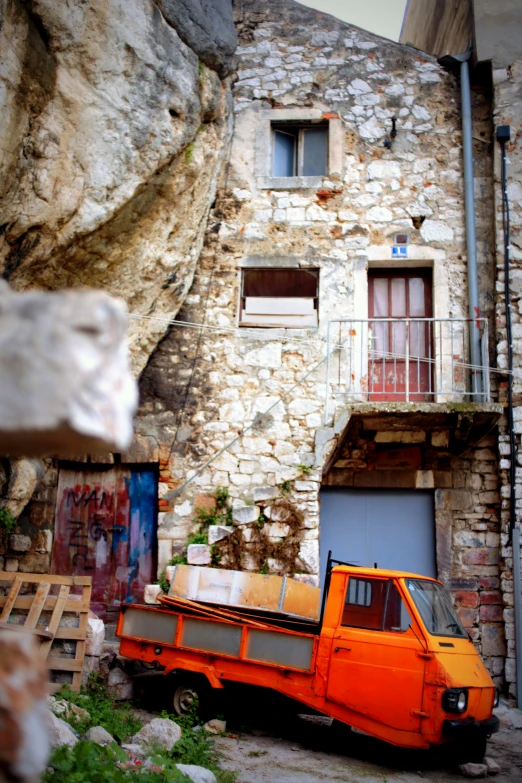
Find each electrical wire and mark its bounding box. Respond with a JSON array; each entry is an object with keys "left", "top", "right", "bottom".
[{"left": 128, "top": 312, "right": 517, "bottom": 379}]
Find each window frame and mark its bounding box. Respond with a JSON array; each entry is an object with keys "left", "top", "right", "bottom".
[
  {"left": 255, "top": 108, "right": 343, "bottom": 190},
  {"left": 239, "top": 266, "right": 319, "bottom": 329},
  {"left": 272, "top": 123, "right": 329, "bottom": 178}
]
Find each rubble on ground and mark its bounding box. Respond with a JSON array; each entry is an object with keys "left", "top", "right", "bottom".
[
  {"left": 203, "top": 718, "right": 227, "bottom": 734},
  {"left": 131, "top": 717, "right": 182, "bottom": 749}
]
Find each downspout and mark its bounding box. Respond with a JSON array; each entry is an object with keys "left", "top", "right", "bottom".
[
  {"left": 438, "top": 51, "right": 483, "bottom": 401},
  {"left": 460, "top": 54, "right": 483, "bottom": 401},
  {"left": 497, "top": 124, "right": 522, "bottom": 708}
]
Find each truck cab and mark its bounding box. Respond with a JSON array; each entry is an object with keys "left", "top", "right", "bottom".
[{"left": 320, "top": 564, "right": 499, "bottom": 760}]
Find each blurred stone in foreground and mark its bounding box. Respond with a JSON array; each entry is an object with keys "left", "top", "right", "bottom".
[
  {"left": 0, "top": 630, "right": 49, "bottom": 782},
  {"left": 0, "top": 284, "right": 137, "bottom": 456}
]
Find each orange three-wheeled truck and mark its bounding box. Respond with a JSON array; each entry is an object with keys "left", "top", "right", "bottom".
[{"left": 117, "top": 555, "right": 499, "bottom": 763}]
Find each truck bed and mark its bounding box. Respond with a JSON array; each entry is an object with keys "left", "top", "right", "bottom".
[{"left": 118, "top": 597, "right": 319, "bottom": 673}]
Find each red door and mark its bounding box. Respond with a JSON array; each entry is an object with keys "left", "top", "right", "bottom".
[
  {"left": 368, "top": 270, "right": 432, "bottom": 401},
  {"left": 51, "top": 466, "right": 157, "bottom": 617}
]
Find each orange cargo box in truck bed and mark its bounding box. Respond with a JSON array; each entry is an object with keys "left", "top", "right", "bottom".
[{"left": 117, "top": 556, "right": 499, "bottom": 765}]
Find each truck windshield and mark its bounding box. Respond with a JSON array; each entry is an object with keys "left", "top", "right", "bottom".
[{"left": 406, "top": 579, "right": 467, "bottom": 638}]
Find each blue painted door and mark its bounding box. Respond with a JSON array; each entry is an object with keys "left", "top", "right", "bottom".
[{"left": 320, "top": 488, "right": 436, "bottom": 588}]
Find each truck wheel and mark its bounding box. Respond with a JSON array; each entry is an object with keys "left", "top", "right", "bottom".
[
  {"left": 173, "top": 682, "right": 199, "bottom": 717},
  {"left": 171, "top": 676, "right": 214, "bottom": 721}
]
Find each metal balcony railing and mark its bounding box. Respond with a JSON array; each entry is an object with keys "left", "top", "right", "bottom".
[{"left": 325, "top": 318, "right": 490, "bottom": 420}]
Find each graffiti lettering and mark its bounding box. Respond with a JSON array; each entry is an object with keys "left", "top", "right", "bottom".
[
  {"left": 65, "top": 489, "right": 113, "bottom": 512},
  {"left": 67, "top": 518, "right": 93, "bottom": 571}
]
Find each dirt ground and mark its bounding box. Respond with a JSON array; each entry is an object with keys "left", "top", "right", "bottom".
[
  {"left": 214, "top": 719, "right": 522, "bottom": 783},
  {"left": 133, "top": 680, "right": 522, "bottom": 782}
]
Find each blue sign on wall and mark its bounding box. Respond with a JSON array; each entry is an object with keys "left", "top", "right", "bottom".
[{"left": 392, "top": 246, "right": 408, "bottom": 259}]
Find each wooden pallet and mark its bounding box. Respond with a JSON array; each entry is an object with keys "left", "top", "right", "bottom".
[{"left": 0, "top": 571, "right": 92, "bottom": 693}]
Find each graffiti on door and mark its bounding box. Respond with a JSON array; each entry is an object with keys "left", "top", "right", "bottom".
[{"left": 52, "top": 467, "right": 157, "bottom": 615}]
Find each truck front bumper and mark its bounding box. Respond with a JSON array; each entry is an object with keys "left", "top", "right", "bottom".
[{"left": 443, "top": 715, "right": 500, "bottom": 738}]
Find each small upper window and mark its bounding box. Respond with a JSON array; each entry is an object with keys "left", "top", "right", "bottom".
[
  {"left": 272, "top": 123, "right": 328, "bottom": 177},
  {"left": 239, "top": 268, "right": 318, "bottom": 328}
]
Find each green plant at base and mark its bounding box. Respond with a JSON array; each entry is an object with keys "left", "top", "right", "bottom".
[
  {"left": 278, "top": 480, "right": 292, "bottom": 496},
  {"left": 187, "top": 530, "right": 208, "bottom": 547},
  {"left": 157, "top": 570, "right": 170, "bottom": 594},
  {"left": 185, "top": 143, "right": 194, "bottom": 164},
  {"left": 259, "top": 562, "right": 269, "bottom": 575},
  {"left": 215, "top": 486, "right": 229, "bottom": 509},
  {"left": 43, "top": 740, "right": 189, "bottom": 783},
  {"left": 169, "top": 554, "right": 188, "bottom": 567},
  {"left": 0, "top": 507, "right": 16, "bottom": 535},
  {"left": 210, "top": 543, "right": 221, "bottom": 566},
  {"left": 297, "top": 464, "right": 312, "bottom": 475},
  {"left": 55, "top": 682, "right": 142, "bottom": 743}
]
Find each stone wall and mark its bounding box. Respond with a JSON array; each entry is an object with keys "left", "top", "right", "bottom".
[{"left": 493, "top": 59, "right": 522, "bottom": 699}]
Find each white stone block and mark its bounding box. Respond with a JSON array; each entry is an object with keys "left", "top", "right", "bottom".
[
  {"left": 244, "top": 343, "right": 282, "bottom": 369},
  {"left": 0, "top": 286, "right": 137, "bottom": 455},
  {"left": 85, "top": 613, "right": 105, "bottom": 657},
  {"left": 348, "top": 78, "right": 372, "bottom": 95},
  {"left": 420, "top": 220, "right": 454, "bottom": 242},
  {"left": 294, "top": 481, "right": 317, "bottom": 492},
  {"left": 232, "top": 505, "right": 260, "bottom": 524},
  {"left": 253, "top": 486, "right": 278, "bottom": 502},
  {"left": 208, "top": 525, "right": 234, "bottom": 544},
  {"left": 144, "top": 585, "right": 163, "bottom": 604},
  {"left": 358, "top": 115, "right": 385, "bottom": 140},
  {"left": 9, "top": 534, "right": 31, "bottom": 552},
  {"left": 187, "top": 544, "right": 211, "bottom": 565},
  {"left": 299, "top": 540, "right": 319, "bottom": 574},
  {"left": 367, "top": 206, "right": 393, "bottom": 222}
]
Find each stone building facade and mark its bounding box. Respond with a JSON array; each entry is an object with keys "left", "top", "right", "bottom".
[
  {"left": 401, "top": 0, "right": 522, "bottom": 705},
  {"left": 0, "top": 0, "right": 515, "bottom": 692},
  {"left": 132, "top": 0, "right": 505, "bottom": 682}
]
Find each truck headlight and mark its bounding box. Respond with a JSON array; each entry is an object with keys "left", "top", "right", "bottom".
[{"left": 442, "top": 688, "right": 468, "bottom": 713}]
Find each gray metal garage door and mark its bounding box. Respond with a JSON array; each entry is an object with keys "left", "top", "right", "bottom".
[{"left": 319, "top": 488, "right": 436, "bottom": 588}]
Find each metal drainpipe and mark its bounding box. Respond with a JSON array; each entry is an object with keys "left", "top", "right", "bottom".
[
  {"left": 438, "top": 51, "right": 483, "bottom": 399},
  {"left": 459, "top": 55, "right": 483, "bottom": 402}
]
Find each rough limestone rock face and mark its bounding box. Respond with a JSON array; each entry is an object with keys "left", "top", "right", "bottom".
[
  {"left": 0, "top": 0, "right": 236, "bottom": 373},
  {"left": 156, "top": 1, "right": 236, "bottom": 75},
  {"left": 0, "top": 285, "right": 137, "bottom": 455}
]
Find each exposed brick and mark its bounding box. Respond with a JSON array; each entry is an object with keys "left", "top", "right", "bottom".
[
  {"left": 457, "top": 607, "right": 477, "bottom": 628},
  {"left": 479, "top": 605, "right": 504, "bottom": 622},
  {"left": 454, "top": 590, "right": 479, "bottom": 608},
  {"left": 479, "top": 576, "right": 500, "bottom": 590},
  {"left": 480, "top": 590, "right": 502, "bottom": 605},
  {"left": 462, "top": 549, "right": 499, "bottom": 566}
]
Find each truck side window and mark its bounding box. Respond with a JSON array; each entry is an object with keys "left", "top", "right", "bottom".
[
  {"left": 342, "top": 578, "right": 412, "bottom": 633},
  {"left": 342, "top": 578, "right": 386, "bottom": 630}
]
